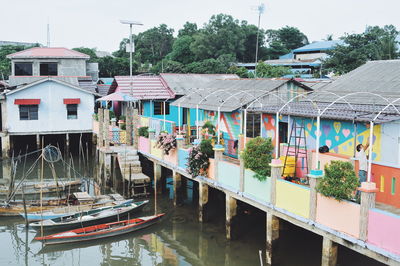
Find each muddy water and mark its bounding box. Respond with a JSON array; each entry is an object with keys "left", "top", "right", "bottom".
[{"left": 0, "top": 157, "right": 384, "bottom": 266}]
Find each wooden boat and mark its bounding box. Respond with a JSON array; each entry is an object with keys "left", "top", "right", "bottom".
[
  {"left": 0, "top": 192, "right": 124, "bottom": 217},
  {"left": 0, "top": 179, "right": 82, "bottom": 197},
  {"left": 20, "top": 198, "right": 130, "bottom": 221},
  {"left": 30, "top": 200, "right": 149, "bottom": 231},
  {"left": 35, "top": 213, "right": 164, "bottom": 245}
]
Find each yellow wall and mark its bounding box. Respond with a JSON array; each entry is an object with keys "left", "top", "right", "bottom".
[
  {"left": 150, "top": 140, "right": 163, "bottom": 159},
  {"left": 275, "top": 179, "right": 310, "bottom": 218}
]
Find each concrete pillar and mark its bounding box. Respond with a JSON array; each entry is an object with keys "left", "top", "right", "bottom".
[
  {"left": 36, "top": 134, "right": 40, "bottom": 150},
  {"left": 1, "top": 135, "right": 10, "bottom": 158},
  {"left": 126, "top": 107, "right": 132, "bottom": 146},
  {"left": 154, "top": 163, "right": 162, "bottom": 194},
  {"left": 239, "top": 153, "right": 245, "bottom": 192},
  {"left": 266, "top": 212, "right": 280, "bottom": 266},
  {"left": 132, "top": 108, "right": 139, "bottom": 148},
  {"left": 173, "top": 171, "right": 182, "bottom": 206},
  {"left": 213, "top": 145, "right": 225, "bottom": 181},
  {"left": 226, "top": 194, "right": 237, "bottom": 240},
  {"left": 104, "top": 153, "right": 112, "bottom": 182},
  {"left": 111, "top": 118, "right": 117, "bottom": 127},
  {"left": 98, "top": 108, "right": 104, "bottom": 147},
  {"left": 199, "top": 181, "right": 209, "bottom": 222},
  {"left": 149, "top": 129, "right": 155, "bottom": 140},
  {"left": 176, "top": 136, "right": 184, "bottom": 166},
  {"left": 104, "top": 109, "right": 110, "bottom": 148},
  {"left": 308, "top": 169, "right": 323, "bottom": 221},
  {"left": 65, "top": 133, "right": 70, "bottom": 158},
  {"left": 2, "top": 159, "right": 11, "bottom": 184},
  {"left": 269, "top": 159, "right": 284, "bottom": 205},
  {"left": 359, "top": 182, "right": 377, "bottom": 241},
  {"left": 321, "top": 237, "right": 338, "bottom": 266},
  {"left": 238, "top": 134, "right": 245, "bottom": 153}
]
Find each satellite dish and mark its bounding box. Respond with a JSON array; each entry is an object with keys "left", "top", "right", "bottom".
[{"left": 42, "top": 145, "right": 62, "bottom": 163}]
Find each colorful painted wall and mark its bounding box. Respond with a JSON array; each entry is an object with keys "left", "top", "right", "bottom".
[
  {"left": 143, "top": 101, "right": 203, "bottom": 127},
  {"left": 275, "top": 179, "right": 310, "bottom": 218},
  {"left": 204, "top": 110, "right": 241, "bottom": 140},
  {"left": 371, "top": 163, "right": 400, "bottom": 208}
]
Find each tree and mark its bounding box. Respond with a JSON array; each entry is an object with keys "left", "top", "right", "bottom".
[
  {"left": 266, "top": 26, "right": 309, "bottom": 51},
  {"left": 97, "top": 56, "right": 138, "bottom": 77},
  {"left": 227, "top": 65, "right": 249, "bottom": 78},
  {"left": 240, "top": 21, "right": 267, "bottom": 62},
  {"left": 151, "top": 60, "right": 184, "bottom": 74},
  {"left": 190, "top": 14, "right": 245, "bottom": 61},
  {"left": 178, "top": 22, "right": 198, "bottom": 37},
  {"left": 184, "top": 59, "right": 227, "bottom": 74},
  {"left": 324, "top": 25, "right": 400, "bottom": 74},
  {"left": 72, "top": 47, "right": 98, "bottom": 62},
  {"left": 167, "top": 35, "right": 195, "bottom": 65},
  {"left": 255, "top": 61, "right": 291, "bottom": 78}
]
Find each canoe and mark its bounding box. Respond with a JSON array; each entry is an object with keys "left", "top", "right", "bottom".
[
  {"left": 35, "top": 213, "right": 165, "bottom": 245},
  {"left": 30, "top": 200, "right": 149, "bottom": 231},
  {"left": 0, "top": 192, "right": 124, "bottom": 217},
  {"left": 0, "top": 180, "right": 82, "bottom": 197},
  {"left": 20, "top": 198, "right": 130, "bottom": 221}
]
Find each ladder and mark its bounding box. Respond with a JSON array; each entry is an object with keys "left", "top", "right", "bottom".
[{"left": 282, "top": 119, "right": 309, "bottom": 182}]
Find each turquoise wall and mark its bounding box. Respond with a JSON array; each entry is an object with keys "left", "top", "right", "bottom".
[
  {"left": 143, "top": 101, "right": 203, "bottom": 127},
  {"left": 178, "top": 149, "right": 189, "bottom": 169},
  {"left": 218, "top": 161, "right": 240, "bottom": 190},
  {"left": 244, "top": 169, "right": 271, "bottom": 203}
]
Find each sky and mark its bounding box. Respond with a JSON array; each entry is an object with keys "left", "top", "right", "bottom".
[{"left": 1, "top": 0, "right": 399, "bottom": 53}]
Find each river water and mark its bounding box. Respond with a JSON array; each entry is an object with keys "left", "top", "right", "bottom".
[{"left": 0, "top": 156, "right": 384, "bottom": 266}]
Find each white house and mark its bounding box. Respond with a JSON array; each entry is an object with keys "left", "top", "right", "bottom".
[{"left": 0, "top": 78, "right": 97, "bottom": 157}]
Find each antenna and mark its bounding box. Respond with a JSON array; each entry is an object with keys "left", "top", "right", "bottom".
[
  {"left": 47, "top": 19, "right": 50, "bottom": 47},
  {"left": 254, "top": 3, "right": 265, "bottom": 78}
]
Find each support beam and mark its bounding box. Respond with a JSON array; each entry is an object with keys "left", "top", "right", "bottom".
[
  {"left": 308, "top": 169, "right": 323, "bottom": 221},
  {"left": 126, "top": 106, "right": 133, "bottom": 146},
  {"left": 104, "top": 109, "right": 110, "bottom": 148},
  {"left": 154, "top": 163, "right": 162, "bottom": 194},
  {"left": 266, "top": 212, "right": 280, "bottom": 266},
  {"left": 321, "top": 237, "right": 338, "bottom": 266},
  {"left": 213, "top": 145, "right": 225, "bottom": 181},
  {"left": 1, "top": 135, "right": 10, "bottom": 158},
  {"left": 226, "top": 194, "right": 237, "bottom": 240},
  {"left": 132, "top": 108, "right": 139, "bottom": 149},
  {"left": 173, "top": 170, "right": 182, "bottom": 206},
  {"left": 199, "top": 181, "right": 209, "bottom": 222},
  {"left": 270, "top": 159, "right": 283, "bottom": 205},
  {"left": 359, "top": 182, "right": 377, "bottom": 241},
  {"left": 98, "top": 108, "right": 104, "bottom": 147},
  {"left": 104, "top": 153, "right": 112, "bottom": 183},
  {"left": 65, "top": 133, "right": 70, "bottom": 159}
]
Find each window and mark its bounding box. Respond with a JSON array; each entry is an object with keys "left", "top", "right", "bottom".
[
  {"left": 40, "top": 63, "right": 58, "bottom": 76},
  {"left": 246, "top": 113, "right": 260, "bottom": 138},
  {"left": 153, "top": 102, "right": 170, "bottom": 115},
  {"left": 19, "top": 105, "right": 38, "bottom": 120},
  {"left": 15, "top": 63, "right": 33, "bottom": 76},
  {"left": 67, "top": 104, "right": 78, "bottom": 119}
]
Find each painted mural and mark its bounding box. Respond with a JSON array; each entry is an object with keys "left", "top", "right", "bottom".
[
  {"left": 294, "top": 118, "right": 382, "bottom": 162},
  {"left": 204, "top": 110, "right": 241, "bottom": 140}
]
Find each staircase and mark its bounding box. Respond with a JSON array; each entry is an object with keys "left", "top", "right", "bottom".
[{"left": 116, "top": 149, "right": 150, "bottom": 197}]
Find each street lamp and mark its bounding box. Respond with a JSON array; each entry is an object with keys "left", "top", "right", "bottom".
[
  {"left": 120, "top": 20, "right": 143, "bottom": 104},
  {"left": 254, "top": 3, "right": 265, "bottom": 78}
]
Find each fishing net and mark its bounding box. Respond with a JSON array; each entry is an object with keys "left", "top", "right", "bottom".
[{"left": 42, "top": 145, "right": 62, "bottom": 163}]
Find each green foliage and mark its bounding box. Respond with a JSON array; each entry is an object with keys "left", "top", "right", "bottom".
[
  {"left": 242, "top": 137, "right": 273, "bottom": 181},
  {"left": 120, "top": 124, "right": 126, "bottom": 130},
  {"left": 184, "top": 58, "right": 227, "bottom": 74},
  {"left": 324, "top": 25, "right": 399, "bottom": 74},
  {"left": 201, "top": 121, "right": 216, "bottom": 136},
  {"left": 178, "top": 22, "right": 199, "bottom": 37},
  {"left": 0, "top": 45, "right": 37, "bottom": 79},
  {"left": 156, "top": 133, "right": 176, "bottom": 155},
  {"left": 200, "top": 139, "right": 214, "bottom": 159},
  {"left": 138, "top": 126, "right": 149, "bottom": 138},
  {"left": 255, "top": 61, "right": 291, "bottom": 78},
  {"left": 97, "top": 56, "right": 138, "bottom": 77},
  {"left": 119, "top": 115, "right": 126, "bottom": 121},
  {"left": 227, "top": 65, "right": 249, "bottom": 78},
  {"left": 167, "top": 35, "right": 195, "bottom": 65},
  {"left": 151, "top": 60, "right": 184, "bottom": 74},
  {"left": 187, "top": 145, "right": 210, "bottom": 177},
  {"left": 266, "top": 26, "right": 309, "bottom": 51},
  {"left": 72, "top": 47, "right": 98, "bottom": 62},
  {"left": 317, "top": 161, "right": 359, "bottom": 201}
]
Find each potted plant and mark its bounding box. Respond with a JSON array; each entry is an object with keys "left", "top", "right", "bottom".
[
  {"left": 156, "top": 133, "right": 177, "bottom": 155},
  {"left": 138, "top": 126, "right": 149, "bottom": 138},
  {"left": 317, "top": 160, "right": 359, "bottom": 201},
  {"left": 242, "top": 137, "right": 273, "bottom": 181},
  {"left": 187, "top": 145, "right": 210, "bottom": 177}
]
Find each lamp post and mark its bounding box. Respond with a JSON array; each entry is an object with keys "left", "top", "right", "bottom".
[
  {"left": 120, "top": 20, "right": 143, "bottom": 106},
  {"left": 254, "top": 3, "right": 265, "bottom": 78}
]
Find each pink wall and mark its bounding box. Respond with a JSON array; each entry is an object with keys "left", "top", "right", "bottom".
[
  {"left": 368, "top": 209, "right": 400, "bottom": 255},
  {"left": 312, "top": 150, "right": 352, "bottom": 170},
  {"left": 93, "top": 120, "right": 99, "bottom": 134},
  {"left": 208, "top": 159, "right": 215, "bottom": 179},
  {"left": 164, "top": 149, "right": 177, "bottom": 165},
  {"left": 281, "top": 145, "right": 308, "bottom": 177},
  {"left": 138, "top": 137, "right": 150, "bottom": 154},
  {"left": 316, "top": 194, "right": 360, "bottom": 238}
]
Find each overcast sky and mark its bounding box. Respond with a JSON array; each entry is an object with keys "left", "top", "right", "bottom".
[{"left": 2, "top": 0, "right": 399, "bottom": 52}]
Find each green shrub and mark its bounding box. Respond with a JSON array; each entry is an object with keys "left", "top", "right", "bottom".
[
  {"left": 119, "top": 115, "right": 126, "bottom": 121},
  {"left": 242, "top": 137, "right": 273, "bottom": 181},
  {"left": 317, "top": 160, "right": 359, "bottom": 201},
  {"left": 120, "top": 124, "right": 126, "bottom": 130},
  {"left": 200, "top": 139, "right": 214, "bottom": 158},
  {"left": 138, "top": 126, "right": 149, "bottom": 138},
  {"left": 201, "top": 121, "right": 216, "bottom": 136},
  {"left": 187, "top": 145, "right": 210, "bottom": 177}
]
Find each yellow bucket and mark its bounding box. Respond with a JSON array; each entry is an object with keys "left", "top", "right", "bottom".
[{"left": 280, "top": 156, "right": 296, "bottom": 177}]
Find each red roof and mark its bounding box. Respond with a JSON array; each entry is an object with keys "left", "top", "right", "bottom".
[
  {"left": 14, "top": 99, "right": 41, "bottom": 105},
  {"left": 109, "top": 76, "right": 175, "bottom": 100},
  {"left": 7, "top": 47, "right": 90, "bottom": 59},
  {"left": 63, "top": 98, "right": 81, "bottom": 104}
]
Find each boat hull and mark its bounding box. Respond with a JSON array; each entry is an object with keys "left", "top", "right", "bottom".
[{"left": 37, "top": 214, "right": 164, "bottom": 245}]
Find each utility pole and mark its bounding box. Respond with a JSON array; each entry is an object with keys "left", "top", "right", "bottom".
[{"left": 254, "top": 3, "right": 265, "bottom": 78}]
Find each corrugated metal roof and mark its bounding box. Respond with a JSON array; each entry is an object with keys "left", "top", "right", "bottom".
[
  {"left": 171, "top": 79, "right": 311, "bottom": 112},
  {"left": 292, "top": 40, "right": 344, "bottom": 53},
  {"left": 6, "top": 47, "right": 90, "bottom": 59},
  {"left": 160, "top": 73, "right": 239, "bottom": 95},
  {"left": 97, "top": 84, "right": 111, "bottom": 96},
  {"left": 108, "top": 76, "right": 175, "bottom": 100},
  {"left": 77, "top": 77, "right": 97, "bottom": 94},
  {"left": 252, "top": 101, "right": 400, "bottom": 124},
  {"left": 315, "top": 60, "right": 400, "bottom": 104}
]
